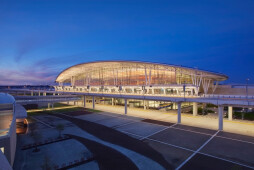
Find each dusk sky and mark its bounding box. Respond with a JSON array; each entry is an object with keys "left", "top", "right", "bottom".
[{"left": 0, "top": 0, "right": 254, "bottom": 85}]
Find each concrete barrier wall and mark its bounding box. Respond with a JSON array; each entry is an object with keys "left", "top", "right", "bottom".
[
  {"left": 9, "top": 119, "right": 17, "bottom": 166},
  {"left": 0, "top": 118, "right": 17, "bottom": 166},
  {"left": 214, "top": 85, "right": 254, "bottom": 95}
]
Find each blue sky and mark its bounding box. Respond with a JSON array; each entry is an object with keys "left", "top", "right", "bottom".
[{"left": 0, "top": 0, "right": 254, "bottom": 85}]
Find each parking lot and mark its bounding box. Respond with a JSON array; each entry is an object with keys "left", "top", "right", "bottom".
[
  {"left": 73, "top": 111, "right": 254, "bottom": 169},
  {"left": 22, "top": 109, "right": 254, "bottom": 170}
]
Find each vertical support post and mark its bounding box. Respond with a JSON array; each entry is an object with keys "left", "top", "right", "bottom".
[
  {"left": 52, "top": 103, "right": 54, "bottom": 109},
  {"left": 218, "top": 106, "right": 224, "bottom": 130},
  {"left": 112, "top": 98, "right": 114, "bottom": 106},
  {"left": 92, "top": 96, "right": 95, "bottom": 109},
  {"left": 53, "top": 93, "right": 55, "bottom": 96},
  {"left": 177, "top": 102, "right": 181, "bottom": 123},
  {"left": 125, "top": 98, "right": 127, "bottom": 115},
  {"left": 83, "top": 96, "right": 86, "bottom": 108},
  {"left": 144, "top": 100, "right": 146, "bottom": 110},
  {"left": 38, "top": 91, "right": 40, "bottom": 96},
  {"left": 43, "top": 92, "right": 46, "bottom": 96},
  {"left": 31, "top": 91, "right": 33, "bottom": 96},
  {"left": 48, "top": 103, "right": 50, "bottom": 109},
  {"left": 193, "top": 102, "right": 198, "bottom": 116},
  {"left": 228, "top": 106, "right": 233, "bottom": 121}
]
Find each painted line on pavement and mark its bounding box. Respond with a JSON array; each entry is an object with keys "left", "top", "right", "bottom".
[
  {"left": 175, "top": 131, "right": 220, "bottom": 170},
  {"left": 140, "top": 123, "right": 177, "bottom": 140},
  {"left": 31, "top": 117, "right": 54, "bottom": 128},
  {"left": 113, "top": 121, "right": 139, "bottom": 129},
  {"left": 170, "top": 127, "right": 213, "bottom": 136},
  {"left": 120, "top": 129, "right": 254, "bottom": 169}
]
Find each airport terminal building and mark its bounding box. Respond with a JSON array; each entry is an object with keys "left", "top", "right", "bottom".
[{"left": 55, "top": 61, "right": 228, "bottom": 96}]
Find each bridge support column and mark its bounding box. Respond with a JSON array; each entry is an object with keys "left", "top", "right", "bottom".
[
  {"left": 83, "top": 96, "right": 86, "bottom": 108},
  {"left": 193, "top": 102, "right": 198, "bottom": 116},
  {"left": 102, "top": 97, "right": 105, "bottom": 105},
  {"left": 144, "top": 100, "right": 149, "bottom": 110},
  {"left": 92, "top": 96, "right": 95, "bottom": 109},
  {"left": 177, "top": 102, "right": 182, "bottom": 124},
  {"left": 38, "top": 92, "right": 40, "bottom": 96},
  {"left": 31, "top": 91, "right": 33, "bottom": 96},
  {"left": 228, "top": 106, "right": 233, "bottom": 121},
  {"left": 125, "top": 98, "right": 128, "bottom": 115},
  {"left": 218, "top": 106, "right": 224, "bottom": 131}
]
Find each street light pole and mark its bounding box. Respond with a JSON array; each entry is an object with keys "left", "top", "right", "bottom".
[
  {"left": 183, "top": 81, "right": 186, "bottom": 100},
  {"left": 246, "top": 78, "right": 250, "bottom": 99}
]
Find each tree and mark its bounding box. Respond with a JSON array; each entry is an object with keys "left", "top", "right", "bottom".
[{"left": 56, "top": 124, "right": 64, "bottom": 138}]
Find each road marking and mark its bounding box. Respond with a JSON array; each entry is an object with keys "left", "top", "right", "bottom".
[
  {"left": 119, "top": 130, "right": 145, "bottom": 139},
  {"left": 113, "top": 121, "right": 138, "bottom": 129},
  {"left": 54, "top": 111, "right": 254, "bottom": 169},
  {"left": 88, "top": 112, "right": 254, "bottom": 146},
  {"left": 199, "top": 152, "right": 254, "bottom": 169},
  {"left": 170, "top": 126, "right": 213, "bottom": 136},
  {"left": 175, "top": 131, "right": 220, "bottom": 170},
  {"left": 150, "top": 136, "right": 254, "bottom": 169},
  {"left": 140, "top": 123, "right": 177, "bottom": 140},
  {"left": 99, "top": 112, "right": 170, "bottom": 127},
  {"left": 147, "top": 138, "right": 196, "bottom": 152},
  {"left": 216, "top": 135, "right": 254, "bottom": 145},
  {"left": 62, "top": 111, "right": 254, "bottom": 146},
  {"left": 30, "top": 117, "right": 54, "bottom": 128}
]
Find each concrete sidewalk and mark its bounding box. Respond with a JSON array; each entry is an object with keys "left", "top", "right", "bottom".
[{"left": 84, "top": 103, "right": 254, "bottom": 137}]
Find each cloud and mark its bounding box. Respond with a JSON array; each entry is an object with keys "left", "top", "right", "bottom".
[
  {"left": 0, "top": 64, "right": 58, "bottom": 85},
  {"left": 1, "top": 50, "right": 104, "bottom": 85},
  {"left": 14, "top": 32, "right": 58, "bottom": 62}
]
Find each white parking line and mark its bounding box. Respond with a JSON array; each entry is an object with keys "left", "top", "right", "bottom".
[
  {"left": 216, "top": 135, "right": 254, "bottom": 145},
  {"left": 93, "top": 115, "right": 122, "bottom": 123},
  {"left": 170, "top": 126, "right": 213, "bottom": 136},
  {"left": 140, "top": 123, "right": 177, "bottom": 140},
  {"left": 199, "top": 152, "right": 254, "bottom": 169},
  {"left": 119, "top": 130, "right": 145, "bottom": 138},
  {"left": 120, "top": 129, "right": 254, "bottom": 169},
  {"left": 31, "top": 117, "right": 54, "bottom": 128},
  {"left": 147, "top": 138, "right": 195, "bottom": 153},
  {"left": 175, "top": 131, "right": 220, "bottom": 170},
  {"left": 102, "top": 111, "right": 254, "bottom": 146},
  {"left": 55, "top": 112, "right": 254, "bottom": 169},
  {"left": 65, "top": 111, "right": 254, "bottom": 146},
  {"left": 113, "top": 121, "right": 138, "bottom": 129},
  {"left": 98, "top": 112, "right": 170, "bottom": 128}
]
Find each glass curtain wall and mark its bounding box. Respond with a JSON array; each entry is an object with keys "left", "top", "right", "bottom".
[{"left": 73, "top": 64, "right": 193, "bottom": 86}]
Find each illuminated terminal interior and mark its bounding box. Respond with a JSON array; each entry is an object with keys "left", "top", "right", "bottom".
[{"left": 55, "top": 61, "right": 228, "bottom": 96}]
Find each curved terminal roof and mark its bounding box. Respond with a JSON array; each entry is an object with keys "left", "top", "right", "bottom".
[
  {"left": 56, "top": 61, "right": 228, "bottom": 83},
  {"left": 0, "top": 93, "right": 15, "bottom": 104}
]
